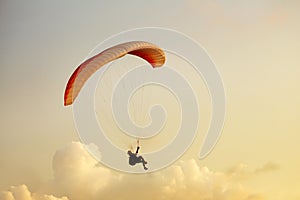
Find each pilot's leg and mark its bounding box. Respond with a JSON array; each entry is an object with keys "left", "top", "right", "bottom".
[
  {"left": 138, "top": 156, "right": 147, "bottom": 164},
  {"left": 142, "top": 161, "right": 148, "bottom": 170}
]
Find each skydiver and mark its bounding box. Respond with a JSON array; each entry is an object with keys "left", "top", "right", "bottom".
[{"left": 127, "top": 139, "right": 148, "bottom": 170}]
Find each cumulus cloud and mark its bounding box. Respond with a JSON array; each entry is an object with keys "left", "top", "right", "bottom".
[
  {"left": 1, "top": 142, "right": 269, "bottom": 200},
  {"left": 0, "top": 185, "right": 68, "bottom": 200}
]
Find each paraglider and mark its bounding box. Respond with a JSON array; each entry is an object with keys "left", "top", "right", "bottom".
[
  {"left": 64, "top": 41, "right": 166, "bottom": 106},
  {"left": 64, "top": 41, "right": 166, "bottom": 170},
  {"left": 128, "top": 139, "right": 148, "bottom": 170}
]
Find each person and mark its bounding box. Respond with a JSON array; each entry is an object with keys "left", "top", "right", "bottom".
[{"left": 127, "top": 139, "right": 148, "bottom": 170}]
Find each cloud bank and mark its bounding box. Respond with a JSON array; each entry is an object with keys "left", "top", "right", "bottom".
[
  {"left": 0, "top": 185, "right": 68, "bottom": 200},
  {"left": 1, "top": 142, "right": 269, "bottom": 200}
]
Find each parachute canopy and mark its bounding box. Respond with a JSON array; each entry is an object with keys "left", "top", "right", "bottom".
[{"left": 64, "top": 41, "right": 166, "bottom": 106}]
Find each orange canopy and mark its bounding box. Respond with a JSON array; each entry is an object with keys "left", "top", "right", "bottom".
[{"left": 64, "top": 41, "right": 166, "bottom": 106}]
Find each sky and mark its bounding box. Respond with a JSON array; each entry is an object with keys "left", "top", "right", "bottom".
[{"left": 1, "top": 0, "right": 300, "bottom": 200}]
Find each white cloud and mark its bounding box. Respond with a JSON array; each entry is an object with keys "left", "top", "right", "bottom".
[
  {"left": 0, "top": 185, "right": 68, "bottom": 200},
  {"left": 1, "top": 142, "right": 267, "bottom": 200}
]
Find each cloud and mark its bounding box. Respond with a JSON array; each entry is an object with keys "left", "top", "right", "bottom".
[
  {"left": 0, "top": 185, "right": 68, "bottom": 200},
  {"left": 254, "top": 162, "right": 280, "bottom": 174},
  {"left": 226, "top": 161, "right": 280, "bottom": 182},
  {"left": 1, "top": 142, "right": 268, "bottom": 200}
]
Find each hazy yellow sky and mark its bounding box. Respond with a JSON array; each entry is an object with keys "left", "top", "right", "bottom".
[{"left": 1, "top": 1, "right": 300, "bottom": 200}]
